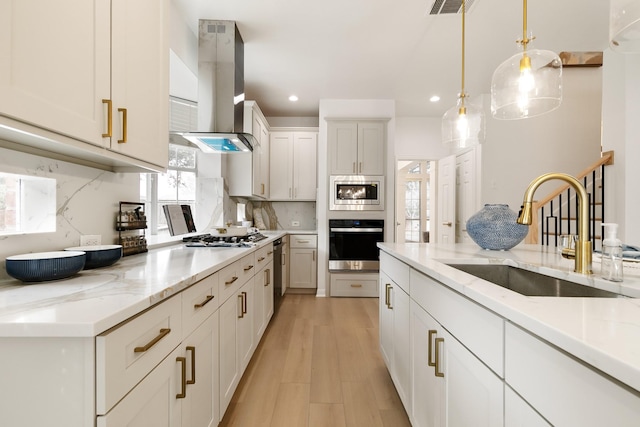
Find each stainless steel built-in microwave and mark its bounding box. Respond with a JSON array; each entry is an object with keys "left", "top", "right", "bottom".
[{"left": 330, "top": 175, "right": 384, "bottom": 211}]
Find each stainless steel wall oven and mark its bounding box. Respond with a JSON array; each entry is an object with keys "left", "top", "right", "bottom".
[{"left": 329, "top": 219, "right": 384, "bottom": 271}]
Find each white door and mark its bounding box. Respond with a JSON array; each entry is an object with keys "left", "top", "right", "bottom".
[
  {"left": 456, "top": 149, "right": 479, "bottom": 243},
  {"left": 270, "top": 132, "right": 293, "bottom": 200},
  {"left": 293, "top": 132, "right": 317, "bottom": 200},
  {"left": 437, "top": 155, "right": 456, "bottom": 244}
]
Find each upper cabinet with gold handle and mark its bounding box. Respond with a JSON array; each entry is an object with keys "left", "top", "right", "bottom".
[
  {"left": 102, "top": 99, "right": 112, "bottom": 138},
  {"left": 117, "top": 107, "right": 127, "bottom": 144}
]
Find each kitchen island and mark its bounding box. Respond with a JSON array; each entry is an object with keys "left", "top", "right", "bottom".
[
  {"left": 0, "top": 232, "right": 286, "bottom": 427},
  {"left": 379, "top": 242, "right": 640, "bottom": 426}
]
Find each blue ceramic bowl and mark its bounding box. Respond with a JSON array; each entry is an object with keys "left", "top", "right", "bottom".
[
  {"left": 6, "top": 251, "right": 86, "bottom": 282},
  {"left": 65, "top": 245, "right": 123, "bottom": 269}
]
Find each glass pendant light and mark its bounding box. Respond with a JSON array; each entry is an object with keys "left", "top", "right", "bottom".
[
  {"left": 490, "top": 0, "right": 562, "bottom": 120},
  {"left": 442, "top": 0, "right": 485, "bottom": 148},
  {"left": 610, "top": 0, "right": 640, "bottom": 53}
]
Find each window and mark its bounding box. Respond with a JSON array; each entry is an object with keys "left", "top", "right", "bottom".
[
  {"left": 141, "top": 144, "right": 197, "bottom": 235},
  {"left": 0, "top": 172, "right": 56, "bottom": 235}
]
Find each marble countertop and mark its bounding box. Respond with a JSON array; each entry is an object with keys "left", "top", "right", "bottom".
[
  {"left": 0, "top": 233, "right": 286, "bottom": 338},
  {"left": 378, "top": 242, "right": 640, "bottom": 393}
]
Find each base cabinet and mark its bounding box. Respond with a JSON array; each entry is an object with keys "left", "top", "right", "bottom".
[
  {"left": 289, "top": 234, "right": 317, "bottom": 289},
  {"left": 505, "top": 323, "right": 640, "bottom": 427}
]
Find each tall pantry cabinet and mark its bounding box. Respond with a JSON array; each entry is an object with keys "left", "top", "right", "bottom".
[{"left": 0, "top": 0, "right": 169, "bottom": 171}]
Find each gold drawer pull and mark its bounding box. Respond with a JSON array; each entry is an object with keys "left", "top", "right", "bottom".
[
  {"left": 244, "top": 265, "right": 254, "bottom": 272},
  {"left": 102, "top": 99, "right": 112, "bottom": 137},
  {"left": 186, "top": 346, "right": 196, "bottom": 385},
  {"left": 297, "top": 239, "right": 310, "bottom": 244},
  {"left": 117, "top": 107, "right": 127, "bottom": 143},
  {"left": 434, "top": 337, "right": 445, "bottom": 377},
  {"left": 385, "top": 283, "right": 391, "bottom": 307},
  {"left": 194, "top": 295, "right": 214, "bottom": 309},
  {"left": 176, "top": 356, "right": 187, "bottom": 398},
  {"left": 258, "top": 256, "right": 265, "bottom": 262},
  {"left": 267, "top": 251, "right": 273, "bottom": 255},
  {"left": 225, "top": 276, "right": 238, "bottom": 286},
  {"left": 134, "top": 328, "right": 171, "bottom": 353},
  {"left": 350, "top": 284, "right": 363, "bottom": 288},
  {"left": 264, "top": 269, "right": 271, "bottom": 286},
  {"left": 428, "top": 330, "right": 437, "bottom": 367}
]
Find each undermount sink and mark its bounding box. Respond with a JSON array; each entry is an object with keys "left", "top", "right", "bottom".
[{"left": 448, "top": 264, "right": 623, "bottom": 298}]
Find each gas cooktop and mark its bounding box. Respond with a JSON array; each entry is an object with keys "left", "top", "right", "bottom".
[{"left": 182, "top": 232, "right": 268, "bottom": 247}]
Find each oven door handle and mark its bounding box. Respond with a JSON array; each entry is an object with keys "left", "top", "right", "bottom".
[{"left": 330, "top": 228, "right": 384, "bottom": 233}]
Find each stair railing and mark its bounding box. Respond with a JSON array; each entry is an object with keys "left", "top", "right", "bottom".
[{"left": 524, "top": 151, "right": 614, "bottom": 250}]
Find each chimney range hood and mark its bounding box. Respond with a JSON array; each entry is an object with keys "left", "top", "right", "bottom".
[{"left": 171, "top": 20, "right": 256, "bottom": 153}]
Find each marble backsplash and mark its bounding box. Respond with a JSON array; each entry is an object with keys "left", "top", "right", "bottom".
[
  {"left": 0, "top": 147, "right": 139, "bottom": 279},
  {"left": 240, "top": 200, "right": 316, "bottom": 230}
]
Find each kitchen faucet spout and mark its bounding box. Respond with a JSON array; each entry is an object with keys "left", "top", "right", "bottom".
[{"left": 517, "top": 173, "right": 593, "bottom": 274}]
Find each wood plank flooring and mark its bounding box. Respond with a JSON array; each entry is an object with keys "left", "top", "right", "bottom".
[{"left": 220, "top": 294, "right": 411, "bottom": 427}]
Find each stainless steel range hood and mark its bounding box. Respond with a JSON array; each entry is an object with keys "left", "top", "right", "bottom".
[{"left": 170, "top": 20, "right": 256, "bottom": 153}]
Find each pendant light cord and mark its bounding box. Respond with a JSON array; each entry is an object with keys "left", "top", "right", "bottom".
[{"left": 459, "top": 0, "right": 467, "bottom": 110}]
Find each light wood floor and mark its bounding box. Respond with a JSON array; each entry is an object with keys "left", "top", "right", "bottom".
[{"left": 220, "top": 294, "right": 411, "bottom": 427}]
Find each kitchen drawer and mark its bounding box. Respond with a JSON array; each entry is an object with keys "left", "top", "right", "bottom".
[
  {"left": 255, "top": 243, "right": 274, "bottom": 270},
  {"left": 380, "top": 251, "right": 410, "bottom": 293},
  {"left": 410, "top": 268, "right": 504, "bottom": 377},
  {"left": 182, "top": 272, "right": 219, "bottom": 337},
  {"left": 331, "top": 273, "right": 378, "bottom": 297},
  {"left": 219, "top": 252, "right": 255, "bottom": 304},
  {"left": 96, "top": 295, "right": 182, "bottom": 415},
  {"left": 289, "top": 234, "right": 317, "bottom": 249}
]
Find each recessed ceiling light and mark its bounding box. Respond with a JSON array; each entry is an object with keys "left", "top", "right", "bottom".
[
  {"left": 289, "top": 95, "right": 299, "bottom": 102},
  {"left": 430, "top": 95, "right": 440, "bottom": 103}
]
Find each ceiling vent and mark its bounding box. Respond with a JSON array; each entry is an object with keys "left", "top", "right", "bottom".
[{"left": 428, "top": 0, "right": 477, "bottom": 15}]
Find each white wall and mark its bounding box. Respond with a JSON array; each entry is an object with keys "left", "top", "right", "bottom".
[
  {"left": 481, "top": 67, "right": 603, "bottom": 213},
  {"left": 318, "top": 99, "right": 395, "bottom": 297},
  {"left": 602, "top": 49, "right": 640, "bottom": 243},
  {"left": 394, "top": 116, "right": 449, "bottom": 160}
]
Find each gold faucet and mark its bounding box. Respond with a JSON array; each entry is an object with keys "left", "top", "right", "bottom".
[{"left": 517, "top": 172, "right": 593, "bottom": 274}]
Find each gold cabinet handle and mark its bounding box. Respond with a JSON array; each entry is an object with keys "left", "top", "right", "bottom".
[
  {"left": 297, "top": 240, "right": 310, "bottom": 244},
  {"left": 176, "top": 356, "right": 187, "bottom": 398},
  {"left": 267, "top": 251, "right": 273, "bottom": 255},
  {"left": 359, "top": 162, "right": 362, "bottom": 173},
  {"left": 258, "top": 256, "right": 265, "bottom": 262},
  {"left": 134, "top": 328, "right": 171, "bottom": 353},
  {"left": 102, "top": 99, "right": 112, "bottom": 137},
  {"left": 117, "top": 107, "right": 127, "bottom": 143},
  {"left": 242, "top": 291, "right": 248, "bottom": 315},
  {"left": 353, "top": 162, "right": 356, "bottom": 173},
  {"left": 194, "top": 295, "right": 214, "bottom": 309},
  {"left": 434, "top": 337, "right": 445, "bottom": 377},
  {"left": 350, "top": 284, "right": 363, "bottom": 288},
  {"left": 313, "top": 250, "right": 316, "bottom": 262},
  {"left": 385, "top": 283, "right": 391, "bottom": 307},
  {"left": 264, "top": 269, "right": 270, "bottom": 286},
  {"left": 225, "top": 276, "right": 238, "bottom": 286},
  {"left": 428, "top": 330, "right": 437, "bottom": 367},
  {"left": 261, "top": 183, "right": 265, "bottom": 195},
  {"left": 186, "top": 346, "right": 196, "bottom": 385},
  {"left": 244, "top": 265, "right": 254, "bottom": 272},
  {"left": 238, "top": 294, "right": 244, "bottom": 318},
  {"left": 442, "top": 221, "right": 452, "bottom": 226}
]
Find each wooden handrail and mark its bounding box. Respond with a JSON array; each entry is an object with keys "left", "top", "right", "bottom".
[
  {"left": 524, "top": 151, "right": 614, "bottom": 244},
  {"left": 532, "top": 151, "right": 614, "bottom": 209}
]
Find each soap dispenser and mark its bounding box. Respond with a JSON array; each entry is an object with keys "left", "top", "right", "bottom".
[{"left": 601, "top": 223, "right": 623, "bottom": 282}]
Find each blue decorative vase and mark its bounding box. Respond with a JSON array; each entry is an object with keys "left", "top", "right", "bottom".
[{"left": 466, "top": 204, "right": 529, "bottom": 250}]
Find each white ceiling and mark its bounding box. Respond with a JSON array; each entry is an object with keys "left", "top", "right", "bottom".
[{"left": 172, "top": 0, "right": 610, "bottom": 119}]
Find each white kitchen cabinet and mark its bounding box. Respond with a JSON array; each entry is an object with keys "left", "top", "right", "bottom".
[
  {"left": 327, "top": 120, "right": 385, "bottom": 175},
  {"left": 504, "top": 386, "right": 551, "bottom": 427},
  {"left": 379, "top": 254, "right": 411, "bottom": 413},
  {"left": 228, "top": 101, "right": 270, "bottom": 199},
  {"left": 505, "top": 323, "right": 640, "bottom": 427},
  {"left": 97, "top": 345, "right": 182, "bottom": 427},
  {"left": 330, "top": 272, "right": 378, "bottom": 297},
  {"left": 409, "top": 299, "right": 503, "bottom": 427},
  {"left": 0, "top": 0, "right": 168, "bottom": 172},
  {"left": 289, "top": 234, "right": 317, "bottom": 289},
  {"left": 269, "top": 130, "right": 317, "bottom": 200}
]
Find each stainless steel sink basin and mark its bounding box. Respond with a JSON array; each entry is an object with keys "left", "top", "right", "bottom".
[{"left": 448, "top": 264, "right": 622, "bottom": 298}]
